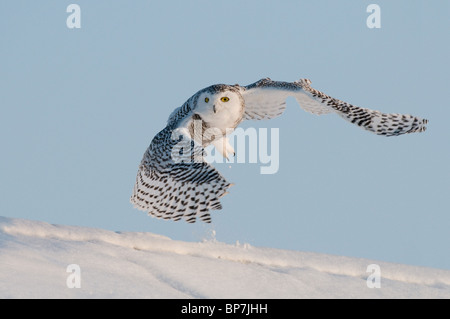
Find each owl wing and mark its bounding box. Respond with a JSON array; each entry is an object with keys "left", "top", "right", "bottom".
[
  {"left": 240, "top": 78, "right": 428, "bottom": 136},
  {"left": 130, "top": 125, "right": 231, "bottom": 224}
]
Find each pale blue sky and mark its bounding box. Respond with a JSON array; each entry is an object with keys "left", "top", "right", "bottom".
[{"left": 1, "top": 1, "right": 449, "bottom": 270}]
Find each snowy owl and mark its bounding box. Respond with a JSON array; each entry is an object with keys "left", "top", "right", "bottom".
[{"left": 131, "top": 78, "right": 427, "bottom": 223}]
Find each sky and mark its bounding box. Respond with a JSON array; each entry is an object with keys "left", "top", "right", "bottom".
[{"left": 0, "top": 1, "right": 449, "bottom": 270}]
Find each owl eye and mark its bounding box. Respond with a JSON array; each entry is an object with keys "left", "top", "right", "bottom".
[
  {"left": 221, "top": 97, "right": 230, "bottom": 102},
  {"left": 204, "top": 97, "right": 209, "bottom": 103}
]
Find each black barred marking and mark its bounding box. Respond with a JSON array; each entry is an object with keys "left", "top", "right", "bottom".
[
  {"left": 242, "top": 77, "right": 427, "bottom": 135},
  {"left": 185, "top": 211, "right": 197, "bottom": 217},
  {"left": 298, "top": 79, "right": 427, "bottom": 136},
  {"left": 131, "top": 120, "right": 231, "bottom": 223},
  {"left": 186, "top": 217, "right": 196, "bottom": 223}
]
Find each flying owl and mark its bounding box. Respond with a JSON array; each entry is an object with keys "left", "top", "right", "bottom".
[{"left": 131, "top": 78, "right": 427, "bottom": 223}]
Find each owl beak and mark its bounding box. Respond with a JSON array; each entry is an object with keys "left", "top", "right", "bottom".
[{"left": 213, "top": 105, "right": 217, "bottom": 113}]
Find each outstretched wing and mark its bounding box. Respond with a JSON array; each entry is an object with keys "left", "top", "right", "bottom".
[
  {"left": 130, "top": 125, "right": 231, "bottom": 224},
  {"left": 241, "top": 78, "right": 428, "bottom": 136}
]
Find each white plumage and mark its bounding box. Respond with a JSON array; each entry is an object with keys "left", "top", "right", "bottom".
[{"left": 131, "top": 78, "right": 428, "bottom": 223}]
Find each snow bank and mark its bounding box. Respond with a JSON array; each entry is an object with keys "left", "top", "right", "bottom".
[{"left": 0, "top": 216, "right": 449, "bottom": 298}]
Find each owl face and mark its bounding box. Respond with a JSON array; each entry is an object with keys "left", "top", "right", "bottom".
[
  {"left": 194, "top": 86, "right": 244, "bottom": 130},
  {"left": 197, "top": 89, "right": 241, "bottom": 114}
]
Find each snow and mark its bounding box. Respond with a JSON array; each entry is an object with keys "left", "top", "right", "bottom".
[{"left": 0, "top": 216, "right": 449, "bottom": 299}]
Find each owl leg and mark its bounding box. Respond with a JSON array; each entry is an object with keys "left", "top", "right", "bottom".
[{"left": 211, "top": 136, "right": 235, "bottom": 160}]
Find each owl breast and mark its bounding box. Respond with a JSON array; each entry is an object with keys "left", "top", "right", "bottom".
[{"left": 203, "top": 106, "right": 242, "bottom": 133}]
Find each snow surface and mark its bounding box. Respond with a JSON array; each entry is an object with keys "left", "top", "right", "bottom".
[{"left": 0, "top": 216, "right": 449, "bottom": 299}]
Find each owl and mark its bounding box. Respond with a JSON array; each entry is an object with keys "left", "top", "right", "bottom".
[{"left": 131, "top": 78, "right": 427, "bottom": 223}]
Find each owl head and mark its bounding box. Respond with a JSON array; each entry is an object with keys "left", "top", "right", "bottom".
[{"left": 194, "top": 84, "right": 244, "bottom": 122}]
